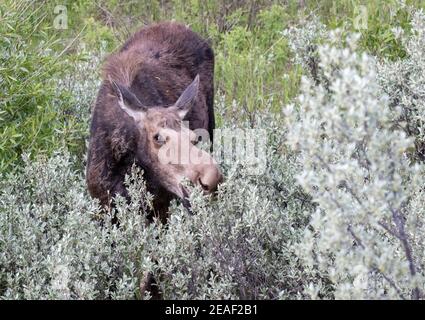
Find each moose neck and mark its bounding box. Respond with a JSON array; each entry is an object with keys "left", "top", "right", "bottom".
[{"left": 128, "top": 64, "right": 189, "bottom": 109}]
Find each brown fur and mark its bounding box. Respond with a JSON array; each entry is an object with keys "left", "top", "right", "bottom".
[{"left": 86, "top": 22, "right": 216, "bottom": 221}]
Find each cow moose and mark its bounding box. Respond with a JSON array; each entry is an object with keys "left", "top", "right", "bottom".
[{"left": 86, "top": 22, "right": 223, "bottom": 223}]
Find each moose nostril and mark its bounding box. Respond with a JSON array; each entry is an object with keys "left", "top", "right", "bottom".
[
  {"left": 197, "top": 167, "right": 222, "bottom": 194},
  {"left": 198, "top": 178, "right": 210, "bottom": 191}
]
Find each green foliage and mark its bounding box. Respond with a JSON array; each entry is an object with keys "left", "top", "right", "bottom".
[
  {"left": 149, "top": 102, "right": 315, "bottom": 299},
  {"left": 2, "top": 0, "right": 424, "bottom": 173},
  {"left": 284, "top": 12, "right": 425, "bottom": 299},
  {"left": 0, "top": 1, "right": 91, "bottom": 173},
  {"left": 305, "top": 0, "right": 424, "bottom": 59},
  {"left": 2, "top": 0, "right": 425, "bottom": 300},
  {"left": 377, "top": 10, "right": 425, "bottom": 161},
  {"left": 0, "top": 126, "right": 314, "bottom": 299},
  {"left": 0, "top": 151, "right": 159, "bottom": 299}
]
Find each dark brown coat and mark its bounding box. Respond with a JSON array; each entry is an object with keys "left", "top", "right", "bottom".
[{"left": 86, "top": 22, "right": 215, "bottom": 217}]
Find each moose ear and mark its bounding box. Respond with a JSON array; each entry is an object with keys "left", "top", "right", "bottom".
[
  {"left": 109, "top": 77, "right": 146, "bottom": 121},
  {"left": 174, "top": 74, "right": 199, "bottom": 119}
]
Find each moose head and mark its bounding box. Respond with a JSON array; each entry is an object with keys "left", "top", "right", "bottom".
[{"left": 110, "top": 75, "right": 223, "bottom": 207}]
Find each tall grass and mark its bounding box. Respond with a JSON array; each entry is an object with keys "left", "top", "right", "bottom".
[
  {"left": 2, "top": 0, "right": 423, "bottom": 172},
  {"left": 0, "top": 0, "right": 90, "bottom": 172}
]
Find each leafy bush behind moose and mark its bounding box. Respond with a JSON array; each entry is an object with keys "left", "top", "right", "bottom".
[{"left": 0, "top": 0, "right": 95, "bottom": 172}]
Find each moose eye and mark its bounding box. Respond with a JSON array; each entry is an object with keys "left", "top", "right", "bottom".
[
  {"left": 192, "top": 136, "right": 200, "bottom": 146},
  {"left": 153, "top": 133, "right": 166, "bottom": 145}
]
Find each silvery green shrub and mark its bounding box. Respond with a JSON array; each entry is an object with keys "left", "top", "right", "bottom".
[
  {"left": 284, "top": 29, "right": 425, "bottom": 299},
  {"left": 0, "top": 152, "right": 160, "bottom": 299},
  {"left": 285, "top": 10, "right": 425, "bottom": 163},
  {"left": 0, "top": 105, "right": 317, "bottom": 299},
  {"left": 282, "top": 17, "right": 327, "bottom": 85},
  {"left": 146, "top": 99, "right": 317, "bottom": 299},
  {"left": 57, "top": 42, "right": 109, "bottom": 120},
  {"left": 377, "top": 10, "right": 425, "bottom": 162}
]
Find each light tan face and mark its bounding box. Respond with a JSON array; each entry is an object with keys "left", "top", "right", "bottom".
[
  {"left": 139, "top": 108, "right": 222, "bottom": 198},
  {"left": 111, "top": 75, "right": 223, "bottom": 200}
]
